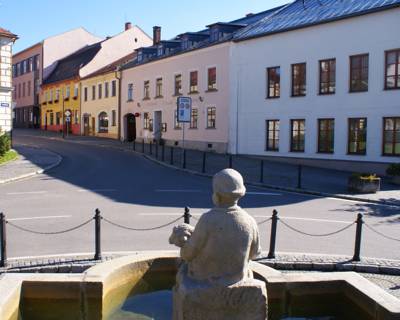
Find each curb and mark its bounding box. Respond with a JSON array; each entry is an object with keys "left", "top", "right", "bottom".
[
  {"left": 0, "top": 148, "right": 63, "bottom": 184},
  {"left": 27, "top": 134, "right": 400, "bottom": 207},
  {"left": 1, "top": 252, "right": 399, "bottom": 276}
]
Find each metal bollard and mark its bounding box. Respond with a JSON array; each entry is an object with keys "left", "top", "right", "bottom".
[
  {"left": 142, "top": 139, "right": 145, "bottom": 153},
  {"left": 182, "top": 149, "right": 186, "bottom": 169},
  {"left": 352, "top": 213, "right": 364, "bottom": 262},
  {"left": 297, "top": 164, "right": 303, "bottom": 189},
  {"left": 155, "top": 142, "right": 159, "bottom": 159},
  {"left": 184, "top": 207, "right": 191, "bottom": 224},
  {"left": 0, "top": 213, "right": 7, "bottom": 268},
  {"left": 267, "top": 210, "right": 278, "bottom": 259},
  {"left": 260, "top": 160, "right": 264, "bottom": 183},
  {"left": 229, "top": 155, "right": 233, "bottom": 169},
  {"left": 162, "top": 144, "right": 165, "bottom": 162},
  {"left": 170, "top": 147, "right": 174, "bottom": 165},
  {"left": 94, "top": 209, "right": 102, "bottom": 261},
  {"left": 150, "top": 141, "right": 153, "bottom": 155},
  {"left": 133, "top": 140, "right": 136, "bottom": 151},
  {"left": 202, "top": 152, "right": 206, "bottom": 173}
]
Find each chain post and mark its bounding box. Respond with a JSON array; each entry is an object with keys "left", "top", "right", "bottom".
[
  {"left": 228, "top": 154, "right": 233, "bottom": 169},
  {"left": 184, "top": 207, "right": 191, "bottom": 224},
  {"left": 155, "top": 141, "right": 159, "bottom": 159},
  {"left": 297, "top": 164, "right": 303, "bottom": 189},
  {"left": 150, "top": 141, "right": 153, "bottom": 155},
  {"left": 182, "top": 149, "right": 186, "bottom": 169},
  {"left": 133, "top": 140, "right": 136, "bottom": 151},
  {"left": 352, "top": 213, "right": 364, "bottom": 262},
  {"left": 162, "top": 144, "right": 165, "bottom": 161},
  {"left": 94, "top": 209, "right": 102, "bottom": 261},
  {"left": 142, "top": 139, "right": 145, "bottom": 153},
  {"left": 170, "top": 146, "right": 174, "bottom": 165},
  {"left": 267, "top": 210, "right": 278, "bottom": 259},
  {"left": 260, "top": 160, "right": 264, "bottom": 183},
  {"left": 0, "top": 213, "right": 7, "bottom": 268},
  {"left": 202, "top": 152, "right": 206, "bottom": 173}
]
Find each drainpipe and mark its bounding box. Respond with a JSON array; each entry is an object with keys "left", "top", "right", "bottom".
[
  {"left": 79, "top": 80, "right": 82, "bottom": 135},
  {"left": 115, "top": 67, "right": 122, "bottom": 141}
]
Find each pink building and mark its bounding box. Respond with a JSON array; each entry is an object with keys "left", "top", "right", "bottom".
[{"left": 12, "top": 28, "right": 102, "bottom": 128}]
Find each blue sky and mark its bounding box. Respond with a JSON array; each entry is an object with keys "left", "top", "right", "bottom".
[{"left": 2, "top": 0, "right": 290, "bottom": 53}]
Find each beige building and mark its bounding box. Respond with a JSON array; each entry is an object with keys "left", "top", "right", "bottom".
[{"left": 80, "top": 54, "right": 134, "bottom": 139}]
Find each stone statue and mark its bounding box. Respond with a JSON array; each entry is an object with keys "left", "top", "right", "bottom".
[{"left": 169, "top": 169, "right": 268, "bottom": 320}]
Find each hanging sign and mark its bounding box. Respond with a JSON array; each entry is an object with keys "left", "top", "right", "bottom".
[{"left": 177, "top": 97, "right": 192, "bottom": 123}]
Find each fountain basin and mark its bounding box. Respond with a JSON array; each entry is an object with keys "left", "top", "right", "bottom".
[{"left": 0, "top": 251, "right": 399, "bottom": 319}]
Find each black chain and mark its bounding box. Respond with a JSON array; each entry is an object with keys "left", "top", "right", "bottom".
[
  {"left": 364, "top": 223, "right": 400, "bottom": 243},
  {"left": 6, "top": 218, "right": 93, "bottom": 235},
  {"left": 257, "top": 217, "right": 272, "bottom": 226},
  {"left": 279, "top": 219, "right": 355, "bottom": 237},
  {"left": 102, "top": 215, "right": 184, "bottom": 231}
]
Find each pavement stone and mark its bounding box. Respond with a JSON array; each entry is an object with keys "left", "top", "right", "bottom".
[{"left": 0, "top": 144, "right": 62, "bottom": 184}]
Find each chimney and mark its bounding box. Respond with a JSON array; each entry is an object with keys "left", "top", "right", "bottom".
[
  {"left": 153, "top": 26, "right": 161, "bottom": 46},
  {"left": 125, "top": 22, "right": 132, "bottom": 31}
]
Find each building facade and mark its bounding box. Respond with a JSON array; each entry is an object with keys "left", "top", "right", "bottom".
[
  {"left": 12, "top": 28, "right": 102, "bottom": 129},
  {"left": 229, "top": 0, "right": 400, "bottom": 166},
  {"left": 0, "top": 28, "right": 17, "bottom": 134}
]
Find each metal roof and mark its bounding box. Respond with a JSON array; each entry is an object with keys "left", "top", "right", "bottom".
[{"left": 234, "top": 0, "right": 400, "bottom": 41}]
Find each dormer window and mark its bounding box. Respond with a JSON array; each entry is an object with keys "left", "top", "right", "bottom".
[
  {"left": 211, "top": 28, "right": 220, "bottom": 42},
  {"left": 157, "top": 45, "right": 164, "bottom": 56},
  {"left": 138, "top": 51, "right": 143, "bottom": 63}
]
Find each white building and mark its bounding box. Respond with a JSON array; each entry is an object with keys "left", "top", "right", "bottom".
[
  {"left": 0, "top": 27, "right": 17, "bottom": 134},
  {"left": 230, "top": 0, "right": 400, "bottom": 168}
]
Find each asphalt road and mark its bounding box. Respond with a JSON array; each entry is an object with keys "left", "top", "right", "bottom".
[{"left": 0, "top": 131, "right": 399, "bottom": 260}]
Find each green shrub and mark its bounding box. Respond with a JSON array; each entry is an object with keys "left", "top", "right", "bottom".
[
  {"left": 387, "top": 163, "right": 400, "bottom": 176},
  {"left": 0, "top": 134, "right": 11, "bottom": 157}
]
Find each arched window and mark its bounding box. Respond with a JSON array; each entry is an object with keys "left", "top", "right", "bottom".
[{"left": 98, "top": 112, "right": 108, "bottom": 133}]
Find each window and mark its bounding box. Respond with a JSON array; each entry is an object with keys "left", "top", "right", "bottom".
[
  {"left": 174, "top": 110, "right": 182, "bottom": 129},
  {"left": 18, "top": 83, "right": 21, "bottom": 98},
  {"left": 33, "top": 55, "right": 39, "bottom": 71},
  {"left": 149, "top": 119, "right": 153, "bottom": 132},
  {"left": 155, "top": 78, "right": 163, "bottom": 97},
  {"left": 111, "top": 80, "right": 117, "bottom": 97},
  {"left": 105, "top": 82, "right": 109, "bottom": 98},
  {"left": 12, "top": 64, "right": 16, "bottom": 78},
  {"left": 174, "top": 74, "right": 182, "bottom": 96},
  {"left": 112, "top": 110, "right": 117, "bottom": 126},
  {"left": 291, "top": 63, "right": 306, "bottom": 96},
  {"left": 291, "top": 119, "right": 305, "bottom": 152},
  {"left": 55, "top": 89, "right": 59, "bottom": 102},
  {"left": 50, "top": 112, "right": 54, "bottom": 125},
  {"left": 350, "top": 54, "right": 369, "bottom": 92},
  {"left": 383, "top": 117, "right": 400, "bottom": 156},
  {"left": 190, "top": 71, "right": 198, "bottom": 93},
  {"left": 98, "top": 83, "right": 102, "bottom": 99},
  {"left": 28, "top": 57, "right": 33, "bottom": 73},
  {"left": 348, "top": 118, "right": 367, "bottom": 155},
  {"left": 22, "top": 82, "right": 26, "bottom": 97},
  {"left": 319, "top": 59, "right": 336, "bottom": 94},
  {"left": 66, "top": 86, "right": 70, "bottom": 99},
  {"left": 207, "top": 107, "right": 216, "bottom": 129},
  {"left": 143, "top": 81, "right": 150, "bottom": 99},
  {"left": 127, "top": 83, "right": 133, "bottom": 101},
  {"left": 143, "top": 112, "right": 150, "bottom": 129},
  {"left": 98, "top": 112, "right": 109, "bottom": 133},
  {"left": 190, "top": 108, "right": 198, "bottom": 129},
  {"left": 266, "top": 120, "right": 280, "bottom": 151},
  {"left": 56, "top": 112, "right": 61, "bottom": 125},
  {"left": 84, "top": 87, "right": 88, "bottom": 101},
  {"left": 207, "top": 67, "right": 217, "bottom": 91},
  {"left": 385, "top": 49, "right": 400, "bottom": 90},
  {"left": 27, "top": 81, "right": 31, "bottom": 96},
  {"left": 92, "top": 85, "right": 96, "bottom": 100},
  {"left": 74, "top": 110, "right": 79, "bottom": 124},
  {"left": 318, "top": 119, "right": 335, "bottom": 153},
  {"left": 74, "top": 84, "right": 79, "bottom": 98},
  {"left": 267, "top": 67, "right": 280, "bottom": 98}
]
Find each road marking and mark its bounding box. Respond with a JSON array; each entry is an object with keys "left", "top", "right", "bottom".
[
  {"left": 77, "top": 189, "right": 116, "bottom": 193},
  {"left": 254, "top": 215, "right": 351, "bottom": 224},
  {"left": 7, "top": 191, "right": 47, "bottom": 195},
  {"left": 155, "top": 189, "right": 203, "bottom": 193},
  {"left": 247, "top": 192, "right": 281, "bottom": 196},
  {"left": 8, "top": 215, "right": 72, "bottom": 221}
]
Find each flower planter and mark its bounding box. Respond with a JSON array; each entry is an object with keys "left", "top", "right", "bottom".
[{"left": 348, "top": 176, "right": 381, "bottom": 194}]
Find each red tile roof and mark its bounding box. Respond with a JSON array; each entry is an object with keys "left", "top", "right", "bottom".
[{"left": 0, "top": 27, "right": 17, "bottom": 39}]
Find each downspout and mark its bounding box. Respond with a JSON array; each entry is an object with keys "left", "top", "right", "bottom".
[
  {"left": 79, "top": 79, "right": 82, "bottom": 135},
  {"left": 115, "top": 67, "right": 122, "bottom": 141}
]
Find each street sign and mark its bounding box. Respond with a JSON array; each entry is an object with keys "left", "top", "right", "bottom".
[
  {"left": 177, "top": 97, "right": 191, "bottom": 123},
  {"left": 65, "top": 110, "right": 71, "bottom": 117},
  {"left": 66, "top": 116, "right": 71, "bottom": 122},
  {"left": 0, "top": 103, "right": 9, "bottom": 108}
]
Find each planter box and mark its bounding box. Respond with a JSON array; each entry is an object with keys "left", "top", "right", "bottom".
[
  {"left": 348, "top": 176, "right": 381, "bottom": 194},
  {"left": 390, "top": 176, "right": 400, "bottom": 186}
]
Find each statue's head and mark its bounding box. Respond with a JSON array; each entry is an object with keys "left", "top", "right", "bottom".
[{"left": 212, "top": 169, "right": 246, "bottom": 207}]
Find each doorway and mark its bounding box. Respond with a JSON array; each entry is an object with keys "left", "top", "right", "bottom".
[
  {"left": 91, "top": 117, "right": 95, "bottom": 136},
  {"left": 125, "top": 113, "right": 136, "bottom": 142},
  {"left": 83, "top": 114, "right": 90, "bottom": 136},
  {"left": 154, "top": 111, "right": 162, "bottom": 141}
]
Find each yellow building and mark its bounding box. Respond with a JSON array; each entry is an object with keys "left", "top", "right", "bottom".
[{"left": 80, "top": 54, "right": 133, "bottom": 139}]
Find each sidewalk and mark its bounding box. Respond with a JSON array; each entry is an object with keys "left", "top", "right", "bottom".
[
  {"left": 0, "top": 144, "right": 62, "bottom": 184},
  {"left": 20, "top": 129, "right": 400, "bottom": 206}
]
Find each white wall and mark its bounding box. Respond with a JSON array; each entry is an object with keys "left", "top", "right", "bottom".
[
  {"left": 230, "top": 8, "right": 400, "bottom": 163},
  {"left": 0, "top": 39, "right": 13, "bottom": 133}
]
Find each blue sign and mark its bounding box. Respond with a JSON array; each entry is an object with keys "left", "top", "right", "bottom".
[
  {"left": 177, "top": 97, "right": 192, "bottom": 123},
  {"left": 0, "top": 103, "right": 9, "bottom": 108}
]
